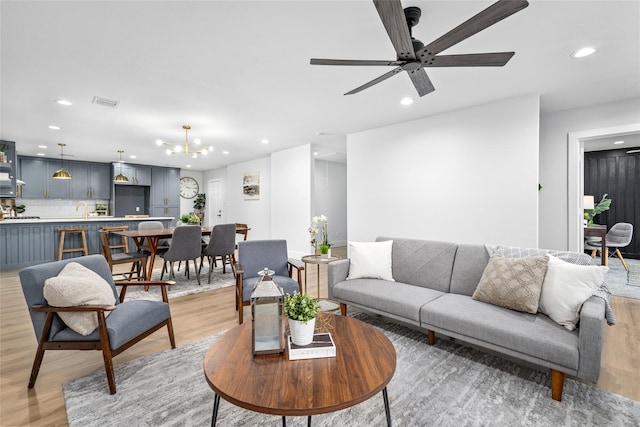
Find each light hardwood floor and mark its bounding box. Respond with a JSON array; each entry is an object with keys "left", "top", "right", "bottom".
[{"left": 1, "top": 247, "right": 638, "bottom": 426}]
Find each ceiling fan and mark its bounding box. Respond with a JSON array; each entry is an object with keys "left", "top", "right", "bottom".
[{"left": 310, "top": 0, "right": 529, "bottom": 97}]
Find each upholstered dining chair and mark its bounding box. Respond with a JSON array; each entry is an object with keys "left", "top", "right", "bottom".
[
  {"left": 137, "top": 220, "right": 171, "bottom": 257},
  {"left": 235, "top": 239, "right": 304, "bottom": 324},
  {"left": 98, "top": 230, "right": 147, "bottom": 281},
  {"left": 200, "top": 223, "right": 237, "bottom": 283},
  {"left": 19, "top": 254, "right": 176, "bottom": 394},
  {"left": 585, "top": 222, "right": 634, "bottom": 271},
  {"left": 160, "top": 225, "right": 203, "bottom": 285}
]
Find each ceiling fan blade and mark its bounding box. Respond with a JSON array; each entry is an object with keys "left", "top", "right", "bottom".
[
  {"left": 344, "top": 67, "right": 403, "bottom": 95},
  {"left": 311, "top": 58, "right": 405, "bottom": 66},
  {"left": 373, "top": 0, "right": 416, "bottom": 61},
  {"left": 408, "top": 68, "right": 435, "bottom": 97},
  {"left": 417, "top": 0, "right": 529, "bottom": 61},
  {"left": 426, "top": 52, "right": 515, "bottom": 67}
]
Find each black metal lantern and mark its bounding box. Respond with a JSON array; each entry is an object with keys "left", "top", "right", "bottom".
[{"left": 251, "top": 268, "right": 285, "bottom": 356}]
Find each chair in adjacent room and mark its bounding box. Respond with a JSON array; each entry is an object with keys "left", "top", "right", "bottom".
[
  {"left": 200, "top": 223, "right": 237, "bottom": 283},
  {"left": 585, "top": 222, "right": 634, "bottom": 271},
  {"left": 19, "top": 254, "right": 176, "bottom": 394},
  {"left": 235, "top": 239, "right": 304, "bottom": 324},
  {"left": 98, "top": 230, "right": 148, "bottom": 281},
  {"left": 159, "top": 225, "right": 202, "bottom": 285}
]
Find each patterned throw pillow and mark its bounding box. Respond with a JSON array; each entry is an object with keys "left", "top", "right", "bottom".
[{"left": 472, "top": 255, "right": 549, "bottom": 313}]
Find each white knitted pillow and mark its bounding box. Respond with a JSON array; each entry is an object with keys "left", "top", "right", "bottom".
[{"left": 44, "top": 262, "right": 116, "bottom": 336}]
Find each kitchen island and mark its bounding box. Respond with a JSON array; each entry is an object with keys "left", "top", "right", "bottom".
[{"left": 0, "top": 216, "right": 173, "bottom": 270}]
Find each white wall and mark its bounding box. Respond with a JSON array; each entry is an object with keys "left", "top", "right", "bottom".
[
  {"left": 539, "top": 98, "right": 640, "bottom": 250},
  {"left": 271, "top": 144, "right": 313, "bottom": 258},
  {"left": 314, "top": 159, "right": 347, "bottom": 247},
  {"left": 226, "top": 157, "right": 271, "bottom": 240},
  {"left": 347, "top": 95, "right": 540, "bottom": 247}
]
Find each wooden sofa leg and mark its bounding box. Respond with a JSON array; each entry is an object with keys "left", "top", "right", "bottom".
[
  {"left": 427, "top": 330, "right": 435, "bottom": 346},
  {"left": 551, "top": 369, "right": 564, "bottom": 401},
  {"left": 340, "top": 303, "right": 347, "bottom": 316}
]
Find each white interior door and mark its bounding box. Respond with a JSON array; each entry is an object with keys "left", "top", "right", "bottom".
[{"left": 208, "top": 179, "right": 224, "bottom": 226}]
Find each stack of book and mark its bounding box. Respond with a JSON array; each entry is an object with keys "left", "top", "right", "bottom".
[{"left": 287, "top": 333, "right": 336, "bottom": 360}]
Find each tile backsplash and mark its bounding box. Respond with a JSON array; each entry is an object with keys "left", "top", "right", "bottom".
[{"left": 16, "top": 199, "right": 110, "bottom": 218}]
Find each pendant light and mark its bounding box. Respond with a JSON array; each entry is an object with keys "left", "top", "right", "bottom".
[
  {"left": 113, "top": 150, "right": 129, "bottom": 182},
  {"left": 52, "top": 143, "right": 72, "bottom": 179}
]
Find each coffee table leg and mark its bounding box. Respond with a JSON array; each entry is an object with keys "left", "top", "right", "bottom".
[
  {"left": 211, "top": 393, "right": 221, "bottom": 427},
  {"left": 383, "top": 387, "right": 392, "bottom": 427},
  {"left": 282, "top": 416, "right": 286, "bottom": 426}
]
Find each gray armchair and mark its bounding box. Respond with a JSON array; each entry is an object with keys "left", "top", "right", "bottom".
[
  {"left": 160, "top": 225, "right": 202, "bottom": 285},
  {"left": 235, "top": 239, "right": 304, "bottom": 324},
  {"left": 200, "top": 223, "right": 236, "bottom": 282},
  {"left": 586, "top": 222, "right": 634, "bottom": 271},
  {"left": 19, "top": 255, "right": 175, "bottom": 394}
]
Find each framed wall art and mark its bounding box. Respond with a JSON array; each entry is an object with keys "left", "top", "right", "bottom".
[{"left": 243, "top": 171, "right": 260, "bottom": 200}]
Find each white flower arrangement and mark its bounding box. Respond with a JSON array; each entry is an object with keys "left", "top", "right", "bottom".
[{"left": 309, "top": 215, "right": 329, "bottom": 253}]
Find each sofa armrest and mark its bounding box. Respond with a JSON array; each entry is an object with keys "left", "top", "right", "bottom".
[
  {"left": 577, "top": 295, "right": 606, "bottom": 383},
  {"left": 328, "top": 259, "right": 350, "bottom": 299}
]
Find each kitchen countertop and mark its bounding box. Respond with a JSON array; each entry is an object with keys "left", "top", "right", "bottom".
[{"left": 0, "top": 216, "right": 174, "bottom": 224}]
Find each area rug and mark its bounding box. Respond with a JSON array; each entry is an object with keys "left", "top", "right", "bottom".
[
  {"left": 601, "top": 258, "right": 640, "bottom": 299},
  {"left": 120, "top": 264, "right": 235, "bottom": 301},
  {"left": 63, "top": 313, "right": 639, "bottom": 427}
]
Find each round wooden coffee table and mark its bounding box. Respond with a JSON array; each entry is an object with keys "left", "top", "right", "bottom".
[{"left": 203, "top": 312, "right": 396, "bottom": 426}]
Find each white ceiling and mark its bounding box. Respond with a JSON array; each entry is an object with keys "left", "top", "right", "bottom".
[{"left": 1, "top": 0, "right": 639, "bottom": 171}]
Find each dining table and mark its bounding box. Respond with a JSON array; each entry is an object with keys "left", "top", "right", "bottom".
[
  {"left": 584, "top": 225, "right": 607, "bottom": 266},
  {"left": 114, "top": 225, "right": 250, "bottom": 281}
]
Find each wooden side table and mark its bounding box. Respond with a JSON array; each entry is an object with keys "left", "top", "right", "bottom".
[{"left": 584, "top": 225, "right": 607, "bottom": 266}]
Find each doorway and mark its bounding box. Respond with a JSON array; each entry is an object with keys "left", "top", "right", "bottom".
[
  {"left": 207, "top": 179, "right": 224, "bottom": 226},
  {"left": 567, "top": 123, "right": 640, "bottom": 252}
]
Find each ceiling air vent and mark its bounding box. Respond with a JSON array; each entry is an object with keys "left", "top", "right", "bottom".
[{"left": 92, "top": 96, "right": 119, "bottom": 108}]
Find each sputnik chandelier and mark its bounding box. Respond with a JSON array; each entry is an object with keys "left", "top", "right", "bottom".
[{"left": 156, "top": 125, "right": 213, "bottom": 158}]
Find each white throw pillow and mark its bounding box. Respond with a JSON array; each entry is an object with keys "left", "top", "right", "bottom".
[
  {"left": 539, "top": 254, "right": 608, "bottom": 331},
  {"left": 44, "top": 262, "right": 117, "bottom": 336},
  {"left": 347, "top": 240, "right": 394, "bottom": 281}
]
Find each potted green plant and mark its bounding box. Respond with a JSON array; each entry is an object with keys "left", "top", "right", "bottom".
[
  {"left": 284, "top": 291, "right": 320, "bottom": 346},
  {"left": 193, "top": 193, "right": 206, "bottom": 219},
  {"left": 179, "top": 213, "right": 200, "bottom": 225}
]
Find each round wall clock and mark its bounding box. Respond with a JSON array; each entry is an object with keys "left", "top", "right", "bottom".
[{"left": 180, "top": 176, "right": 199, "bottom": 199}]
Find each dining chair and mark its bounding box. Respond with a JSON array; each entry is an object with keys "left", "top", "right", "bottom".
[
  {"left": 200, "top": 223, "right": 236, "bottom": 283},
  {"left": 235, "top": 239, "right": 304, "bottom": 324},
  {"left": 160, "top": 225, "right": 203, "bottom": 285},
  {"left": 98, "top": 230, "right": 147, "bottom": 281},
  {"left": 585, "top": 222, "right": 634, "bottom": 271},
  {"left": 19, "top": 254, "right": 175, "bottom": 394},
  {"left": 137, "top": 221, "right": 171, "bottom": 257}
]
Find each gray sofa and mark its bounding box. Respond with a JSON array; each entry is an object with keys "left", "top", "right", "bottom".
[{"left": 328, "top": 237, "right": 607, "bottom": 401}]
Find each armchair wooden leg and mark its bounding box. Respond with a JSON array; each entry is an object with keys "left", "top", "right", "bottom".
[
  {"left": 551, "top": 369, "right": 564, "bottom": 401},
  {"left": 28, "top": 312, "right": 54, "bottom": 388},
  {"left": 166, "top": 318, "right": 176, "bottom": 349},
  {"left": 427, "top": 330, "right": 435, "bottom": 345},
  {"left": 98, "top": 312, "right": 117, "bottom": 394},
  {"left": 238, "top": 301, "right": 244, "bottom": 324}
]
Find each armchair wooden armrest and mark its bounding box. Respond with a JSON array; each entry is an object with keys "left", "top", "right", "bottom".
[
  {"left": 287, "top": 258, "right": 304, "bottom": 287},
  {"left": 30, "top": 304, "right": 116, "bottom": 313},
  {"left": 117, "top": 280, "right": 176, "bottom": 303}
]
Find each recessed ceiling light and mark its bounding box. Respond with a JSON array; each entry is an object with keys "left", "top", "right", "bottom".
[
  {"left": 37, "top": 153, "right": 46, "bottom": 156},
  {"left": 222, "top": 150, "right": 229, "bottom": 155},
  {"left": 48, "top": 125, "right": 61, "bottom": 130},
  {"left": 129, "top": 155, "right": 137, "bottom": 159},
  {"left": 56, "top": 99, "right": 72, "bottom": 106},
  {"left": 185, "top": 164, "right": 192, "bottom": 168},
  {"left": 400, "top": 97, "right": 414, "bottom": 105},
  {"left": 613, "top": 140, "right": 624, "bottom": 145},
  {"left": 261, "top": 139, "right": 269, "bottom": 144},
  {"left": 38, "top": 145, "right": 47, "bottom": 149},
  {"left": 571, "top": 47, "right": 596, "bottom": 58}
]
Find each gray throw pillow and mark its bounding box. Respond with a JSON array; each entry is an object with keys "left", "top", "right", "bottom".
[{"left": 472, "top": 255, "right": 549, "bottom": 314}]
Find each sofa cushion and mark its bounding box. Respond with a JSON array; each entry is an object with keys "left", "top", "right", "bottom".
[
  {"left": 377, "top": 237, "right": 457, "bottom": 292},
  {"left": 43, "top": 262, "right": 117, "bottom": 336},
  {"left": 539, "top": 254, "right": 608, "bottom": 331},
  {"left": 347, "top": 240, "right": 394, "bottom": 281},
  {"left": 421, "top": 294, "right": 579, "bottom": 370},
  {"left": 449, "top": 244, "right": 490, "bottom": 296},
  {"left": 472, "top": 255, "right": 548, "bottom": 313},
  {"left": 333, "top": 278, "right": 444, "bottom": 324}
]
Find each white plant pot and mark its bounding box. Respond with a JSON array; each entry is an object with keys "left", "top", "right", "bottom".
[{"left": 288, "top": 317, "right": 316, "bottom": 346}]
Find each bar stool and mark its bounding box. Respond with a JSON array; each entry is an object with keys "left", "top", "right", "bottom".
[
  {"left": 99, "top": 226, "right": 129, "bottom": 256},
  {"left": 57, "top": 227, "right": 89, "bottom": 260}
]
